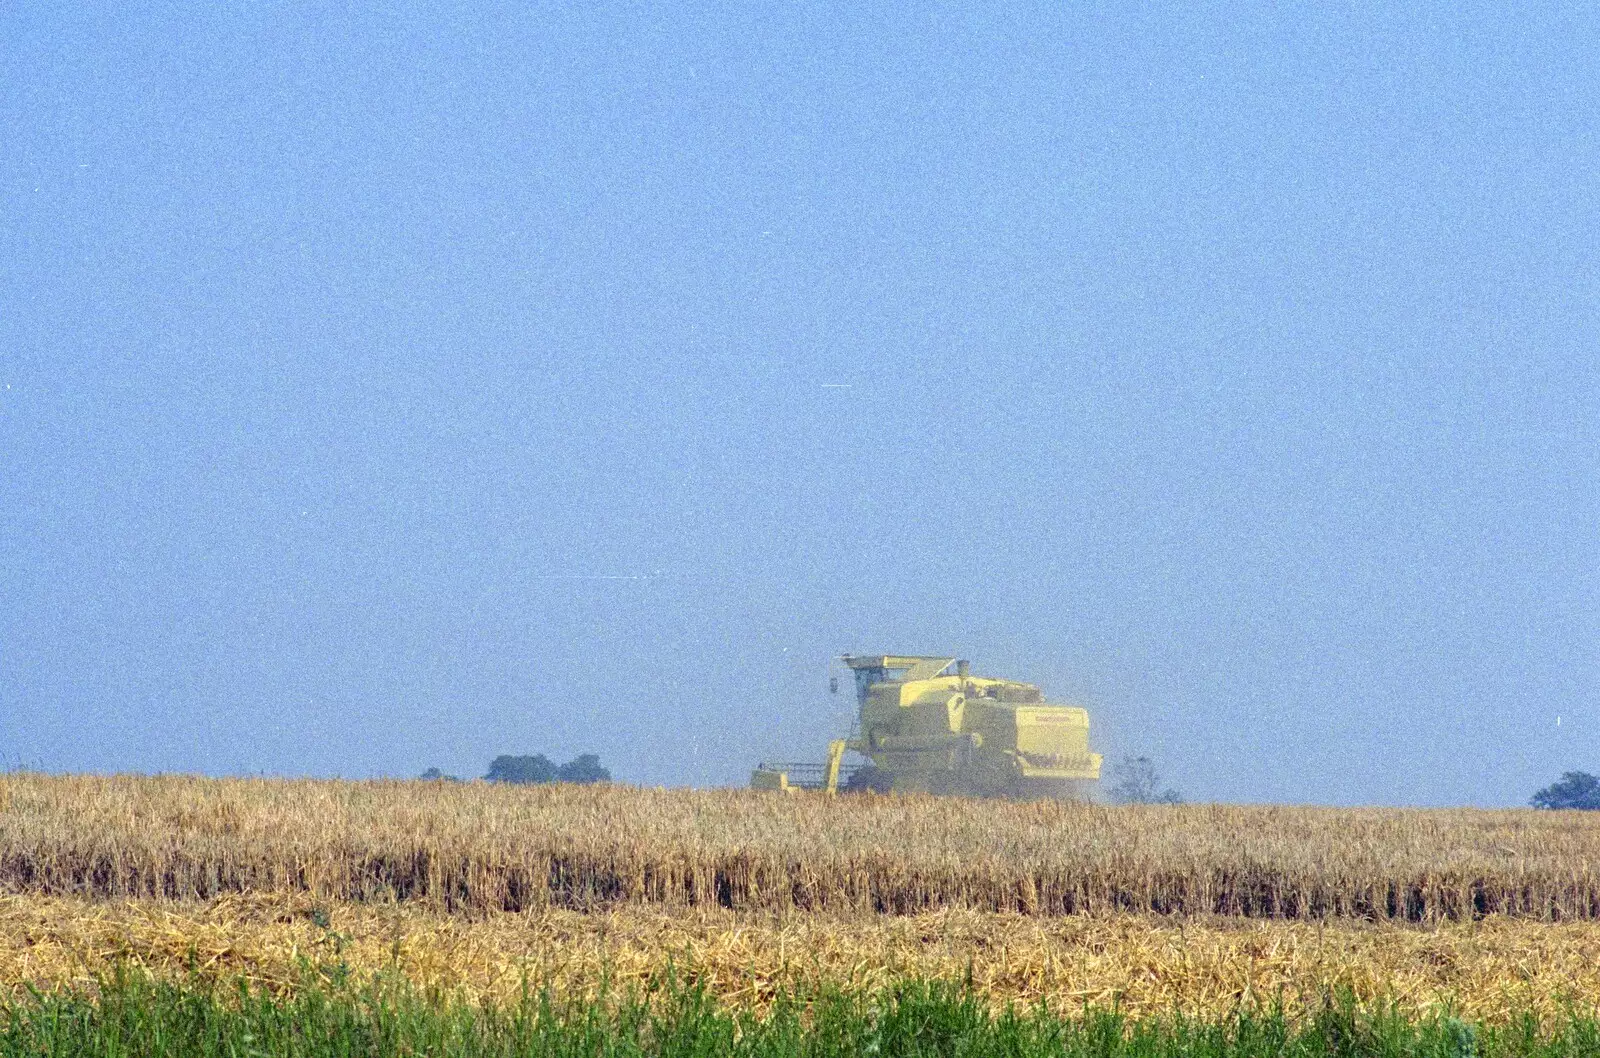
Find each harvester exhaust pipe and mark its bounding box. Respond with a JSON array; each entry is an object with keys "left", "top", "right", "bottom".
[{"left": 956, "top": 659, "right": 969, "bottom": 678}]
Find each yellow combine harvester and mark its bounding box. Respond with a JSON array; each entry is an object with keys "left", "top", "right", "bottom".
[{"left": 752, "top": 654, "right": 1102, "bottom": 799}]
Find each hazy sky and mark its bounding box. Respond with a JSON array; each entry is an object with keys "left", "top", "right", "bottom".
[{"left": 3, "top": 3, "right": 1596, "bottom": 805}]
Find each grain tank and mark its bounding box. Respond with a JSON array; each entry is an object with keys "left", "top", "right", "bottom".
[{"left": 752, "top": 654, "right": 1102, "bottom": 798}]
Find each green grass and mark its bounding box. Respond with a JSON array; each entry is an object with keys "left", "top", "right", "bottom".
[{"left": 0, "top": 971, "right": 1595, "bottom": 1058}]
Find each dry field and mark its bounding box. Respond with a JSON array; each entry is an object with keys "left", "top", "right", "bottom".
[
  {"left": 4, "top": 773, "right": 1600, "bottom": 1021},
  {"left": 2, "top": 773, "right": 1598, "bottom": 921},
  {"left": 3, "top": 894, "right": 1600, "bottom": 1022}
]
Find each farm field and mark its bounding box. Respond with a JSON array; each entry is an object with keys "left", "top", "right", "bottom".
[
  {"left": 4, "top": 773, "right": 1599, "bottom": 921},
  {"left": 8, "top": 970, "right": 1600, "bottom": 1058},
  {"left": 3, "top": 773, "right": 1600, "bottom": 1054},
  {"left": 4, "top": 893, "right": 1600, "bottom": 1022}
]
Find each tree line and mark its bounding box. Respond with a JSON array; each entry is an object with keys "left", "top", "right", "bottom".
[
  {"left": 419, "top": 753, "right": 611, "bottom": 785},
  {"left": 412, "top": 753, "right": 1600, "bottom": 808}
]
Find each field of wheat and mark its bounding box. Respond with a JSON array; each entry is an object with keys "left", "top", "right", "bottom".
[
  {"left": 4, "top": 894, "right": 1600, "bottom": 1022},
  {"left": 3, "top": 773, "right": 1600, "bottom": 1028},
  {"left": 3, "top": 773, "right": 1598, "bottom": 921}
]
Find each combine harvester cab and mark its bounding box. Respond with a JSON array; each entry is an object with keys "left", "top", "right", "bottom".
[{"left": 752, "top": 655, "right": 1102, "bottom": 799}]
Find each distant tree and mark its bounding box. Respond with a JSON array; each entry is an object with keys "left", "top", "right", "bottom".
[
  {"left": 418, "top": 767, "right": 460, "bottom": 782},
  {"left": 485, "top": 753, "right": 611, "bottom": 785},
  {"left": 1531, "top": 771, "right": 1600, "bottom": 810},
  {"left": 1108, "top": 755, "right": 1182, "bottom": 805},
  {"left": 485, "top": 754, "right": 560, "bottom": 784},
  {"left": 556, "top": 753, "right": 611, "bottom": 784}
]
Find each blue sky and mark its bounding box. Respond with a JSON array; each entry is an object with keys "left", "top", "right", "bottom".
[{"left": 2, "top": 2, "right": 1596, "bottom": 805}]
